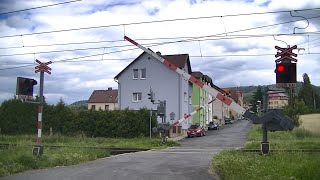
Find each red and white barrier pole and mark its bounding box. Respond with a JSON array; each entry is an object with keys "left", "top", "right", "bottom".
[
  {"left": 172, "top": 99, "right": 216, "bottom": 127},
  {"left": 37, "top": 105, "right": 43, "bottom": 144}
]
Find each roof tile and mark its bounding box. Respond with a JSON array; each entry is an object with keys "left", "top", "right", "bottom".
[{"left": 88, "top": 89, "right": 118, "bottom": 103}]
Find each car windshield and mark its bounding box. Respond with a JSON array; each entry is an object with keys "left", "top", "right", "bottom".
[{"left": 189, "top": 125, "right": 199, "bottom": 129}]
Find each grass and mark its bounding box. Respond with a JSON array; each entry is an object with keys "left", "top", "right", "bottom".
[
  {"left": 300, "top": 114, "right": 320, "bottom": 135},
  {"left": 0, "top": 134, "right": 179, "bottom": 149},
  {"left": 0, "top": 135, "right": 179, "bottom": 177},
  {"left": 211, "top": 114, "right": 320, "bottom": 180},
  {"left": 245, "top": 125, "right": 320, "bottom": 150},
  {"left": 212, "top": 150, "right": 320, "bottom": 180},
  {"left": 0, "top": 147, "right": 108, "bottom": 177}
]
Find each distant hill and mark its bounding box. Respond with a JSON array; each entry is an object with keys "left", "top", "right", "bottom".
[
  {"left": 69, "top": 100, "right": 88, "bottom": 107},
  {"left": 229, "top": 82, "right": 320, "bottom": 103}
]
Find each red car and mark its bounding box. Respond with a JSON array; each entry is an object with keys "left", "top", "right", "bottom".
[{"left": 187, "top": 124, "right": 205, "bottom": 138}]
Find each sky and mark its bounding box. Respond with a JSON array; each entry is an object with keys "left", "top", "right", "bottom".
[{"left": 0, "top": 0, "right": 320, "bottom": 105}]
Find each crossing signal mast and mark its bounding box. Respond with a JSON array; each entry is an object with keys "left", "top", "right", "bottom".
[
  {"left": 274, "top": 45, "right": 298, "bottom": 107},
  {"left": 274, "top": 45, "right": 297, "bottom": 87}
]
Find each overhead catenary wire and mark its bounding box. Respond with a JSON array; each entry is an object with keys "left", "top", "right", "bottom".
[
  {"left": 2, "top": 32, "right": 320, "bottom": 57},
  {"left": 1, "top": 31, "right": 320, "bottom": 50},
  {"left": 0, "top": 7, "right": 319, "bottom": 39},
  {"left": 1, "top": 16, "right": 320, "bottom": 57},
  {"left": 0, "top": 0, "right": 84, "bottom": 16},
  {"left": 2, "top": 52, "right": 320, "bottom": 71},
  {"left": 1, "top": 12, "right": 320, "bottom": 70}
]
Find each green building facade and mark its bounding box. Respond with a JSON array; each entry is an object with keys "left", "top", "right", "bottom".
[{"left": 191, "top": 72, "right": 213, "bottom": 128}]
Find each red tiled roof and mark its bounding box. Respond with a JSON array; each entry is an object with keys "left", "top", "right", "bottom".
[{"left": 88, "top": 89, "right": 118, "bottom": 103}]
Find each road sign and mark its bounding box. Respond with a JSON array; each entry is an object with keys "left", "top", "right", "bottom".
[
  {"left": 35, "top": 60, "right": 52, "bottom": 74},
  {"left": 275, "top": 45, "right": 298, "bottom": 63},
  {"left": 275, "top": 45, "right": 297, "bottom": 58}
]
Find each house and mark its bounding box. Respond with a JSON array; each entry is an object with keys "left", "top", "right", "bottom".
[
  {"left": 191, "top": 71, "right": 214, "bottom": 128},
  {"left": 114, "top": 51, "right": 193, "bottom": 130},
  {"left": 212, "top": 85, "right": 230, "bottom": 125},
  {"left": 88, "top": 88, "right": 118, "bottom": 110},
  {"left": 223, "top": 88, "right": 244, "bottom": 119},
  {"left": 268, "top": 91, "right": 288, "bottom": 109}
]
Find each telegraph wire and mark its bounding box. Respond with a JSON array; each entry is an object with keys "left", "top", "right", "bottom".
[
  {"left": 0, "top": 0, "right": 84, "bottom": 16},
  {"left": 1, "top": 31, "right": 320, "bottom": 50},
  {"left": 0, "top": 7, "right": 319, "bottom": 39},
  {"left": 1, "top": 26, "right": 320, "bottom": 57},
  {"left": 2, "top": 52, "right": 320, "bottom": 71}
]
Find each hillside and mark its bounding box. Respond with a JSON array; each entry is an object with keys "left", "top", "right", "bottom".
[
  {"left": 69, "top": 100, "right": 88, "bottom": 107},
  {"left": 229, "top": 82, "right": 320, "bottom": 103}
]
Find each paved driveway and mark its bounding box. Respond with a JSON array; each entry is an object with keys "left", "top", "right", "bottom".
[{"left": 2, "top": 120, "right": 251, "bottom": 180}]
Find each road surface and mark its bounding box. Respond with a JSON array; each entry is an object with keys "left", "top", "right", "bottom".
[{"left": 2, "top": 120, "right": 251, "bottom": 180}]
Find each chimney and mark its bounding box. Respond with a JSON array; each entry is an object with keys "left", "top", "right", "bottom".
[
  {"left": 108, "top": 87, "right": 112, "bottom": 90},
  {"left": 156, "top": 51, "right": 161, "bottom": 55}
]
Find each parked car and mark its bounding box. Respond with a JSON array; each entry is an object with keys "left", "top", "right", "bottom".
[
  {"left": 208, "top": 122, "right": 219, "bottom": 130},
  {"left": 224, "top": 118, "right": 232, "bottom": 125},
  {"left": 187, "top": 124, "right": 205, "bottom": 138}
]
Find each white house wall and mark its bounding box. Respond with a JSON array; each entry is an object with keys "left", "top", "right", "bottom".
[{"left": 117, "top": 53, "right": 192, "bottom": 129}]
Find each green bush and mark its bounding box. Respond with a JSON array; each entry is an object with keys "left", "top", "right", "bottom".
[{"left": 0, "top": 99, "right": 157, "bottom": 138}]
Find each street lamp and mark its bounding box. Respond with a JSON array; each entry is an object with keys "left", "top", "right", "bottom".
[{"left": 257, "top": 100, "right": 261, "bottom": 112}]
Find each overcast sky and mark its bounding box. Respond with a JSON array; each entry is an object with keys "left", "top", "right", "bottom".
[{"left": 0, "top": 0, "right": 320, "bottom": 105}]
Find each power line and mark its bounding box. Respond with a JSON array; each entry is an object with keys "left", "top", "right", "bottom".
[
  {"left": 2, "top": 52, "right": 320, "bottom": 71},
  {"left": 1, "top": 31, "right": 320, "bottom": 50},
  {"left": 0, "top": 0, "right": 84, "bottom": 16},
  {"left": 1, "top": 18, "right": 320, "bottom": 58},
  {"left": 0, "top": 7, "right": 319, "bottom": 39},
  {"left": 297, "top": 37, "right": 320, "bottom": 46}
]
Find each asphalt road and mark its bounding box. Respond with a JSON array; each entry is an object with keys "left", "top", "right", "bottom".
[{"left": 2, "top": 120, "right": 251, "bottom": 180}]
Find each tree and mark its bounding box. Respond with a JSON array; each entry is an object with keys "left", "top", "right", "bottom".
[
  {"left": 0, "top": 99, "right": 38, "bottom": 134},
  {"left": 298, "top": 73, "right": 319, "bottom": 112},
  {"left": 44, "top": 98, "right": 76, "bottom": 135},
  {"left": 250, "top": 86, "right": 263, "bottom": 113},
  {"left": 283, "top": 99, "right": 310, "bottom": 127}
]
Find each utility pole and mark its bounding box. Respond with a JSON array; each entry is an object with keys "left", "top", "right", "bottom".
[
  {"left": 313, "top": 90, "right": 316, "bottom": 111},
  {"left": 261, "top": 87, "right": 269, "bottom": 155},
  {"left": 149, "top": 110, "right": 152, "bottom": 138},
  {"left": 33, "top": 60, "right": 52, "bottom": 156}
]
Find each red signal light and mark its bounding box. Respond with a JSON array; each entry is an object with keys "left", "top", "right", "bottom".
[{"left": 277, "top": 64, "right": 285, "bottom": 72}]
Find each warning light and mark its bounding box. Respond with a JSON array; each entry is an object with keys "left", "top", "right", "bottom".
[
  {"left": 277, "top": 64, "right": 285, "bottom": 72},
  {"left": 275, "top": 63, "right": 296, "bottom": 83}
]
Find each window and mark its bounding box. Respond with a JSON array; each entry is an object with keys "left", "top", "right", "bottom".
[
  {"left": 184, "top": 92, "right": 187, "bottom": 102},
  {"left": 189, "top": 96, "right": 192, "bottom": 105},
  {"left": 133, "top": 92, "right": 142, "bottom": 102},
  {"left": 91, "top": 105, "right": 96, "bottom": 111},
  {"left": 105, "top": 105, "right": 109, "bottom": 110},
  {"left": 133, "top": 69, "right": 139, "bottom": 79},
  {"left": 140, "top": 68, "right": 146, "bottom": 79}
]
